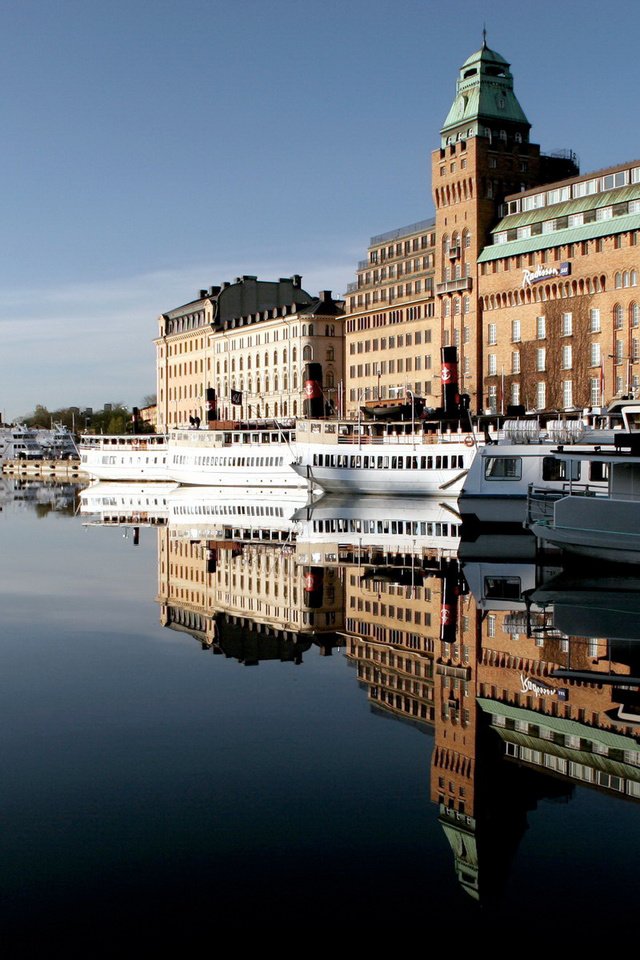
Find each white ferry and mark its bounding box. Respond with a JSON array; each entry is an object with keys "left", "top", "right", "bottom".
[
  {"left": 292, "top": 415, "right": 477, "bottom": 496},
  {"left": 525, "top": 405, "right": 640, "bottom": 567},
  {"left": 165, "top": 419, "right": 307, "bottom": 488},
  {"left": 78, "top": 433, "right": 169, "bottom": 481},
  {"left": 457, "top": 403, "right": 635, "bottom": 528}
]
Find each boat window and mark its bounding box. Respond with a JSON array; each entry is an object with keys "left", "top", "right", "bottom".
[
  {"left": 542, "top": 456, "right": 580, "bottom": 481},
  {"left": 484, "top": 457, "right": 522, "bottom": 480},
  {"left": 484, "top": 576, "right": 522, "bottom": 600},
  {"left": 589, "top": 461, "right": 608, "bottom": 482}
]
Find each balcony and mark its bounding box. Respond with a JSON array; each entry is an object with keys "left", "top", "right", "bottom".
[{"left": 436, "top": 277, "right": 472, "bottom": 295}]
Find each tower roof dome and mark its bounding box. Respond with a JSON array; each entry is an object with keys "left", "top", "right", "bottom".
[{"left": 440, "top": 38, "right": 530, "bottom": 147}]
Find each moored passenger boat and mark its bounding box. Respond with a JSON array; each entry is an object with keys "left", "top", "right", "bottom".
[
  {"left": 78, "top": 433, "right": 169, "bottom": 481},
  {"left": 165, "top": 419, "right": 308, "bottom": 488},
  {"left": 525, "top": 404, "right": 640, "bottom": 566}
]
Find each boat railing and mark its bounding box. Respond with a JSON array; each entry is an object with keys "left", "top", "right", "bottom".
[{"left": 525, "top": 481, "right": 607, "bottom": 526}]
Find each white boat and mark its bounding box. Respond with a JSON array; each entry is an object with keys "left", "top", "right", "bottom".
[
  {"left": 525, "top": 404, "right": 640, "bottom": 566},
  {"left": 292, "top": 415, "right": 478, "bottom": 496},
  {"left": 458, "top": 411, "right": 623, "bottom": 528},
  {"left": 0, "top": 424, "right": 45, "bottom": 462},
  {"left": 78, "top": 433, "right": 169, "bottom": 481},
  {"left": 34, "top": 423, "right": 79, "bottom": 460},
  {"left": 166, "top": 419, "right": 307, "bottom": 488}
]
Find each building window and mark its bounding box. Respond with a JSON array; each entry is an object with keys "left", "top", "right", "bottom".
[
  {"left": 563, "top": 380, "right": 573, "bottom": 408},
  {"left": 614, "top": 304, "right": 624, "bottom": 329},
  {"left": 536, "top": 315, "right": 546, "bottom": 339},
  {"left": 512, "top": 351, "right": 520, "bottom": 374},
  {"left": 590, "top": 377, "right": 601, "bottom": 405},
  {"left": 488, "top": 323, "right": 497, "bottom": 345},
  {"left": 562, "top": 345, "right": 572, "bottom": 370},
  {"left": 536, "top": 347, "right": 546, "bottom": 372},
  {"left": 511, "top": 382, "right": 520, "bottom": 406},
  {"left": 488, "top": 354, "right": 497, "bottom": 376},
  {"left": 562, "top": 312, "right": 572, "bottom": 336},
  {"left": 590, "top": 342, "right": 601, "bottom": 366},
  {"left": 537, "top": 381, "right": 546, "bottom": 409},
  {"left": 511, "top": 319, "right": 521, "bottom": 342},
  {"left": 589, "top": 308, "right": 601, "bottom": 332}
]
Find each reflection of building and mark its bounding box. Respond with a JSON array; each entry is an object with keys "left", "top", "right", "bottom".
[{"left": 156, "top": 526, "right": 344, "bottom": 663}]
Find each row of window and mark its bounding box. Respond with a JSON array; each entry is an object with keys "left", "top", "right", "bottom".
[
  {"left": 349, "top": 330, "right": 433, "bottom": 354},
  {"left": 368, "top": 233, "right": 435, "bottom": 264},
  {"left": 495, "top": 197, "right": 640, "bottom": 244},
  {"left": 311, "top": 453, "right": 466, "bottom": 471},
  {"left": 350, "top": 355, "right": 433, "bottom": 378},
  {"left": 505, "top": 165, "right": 640, "bottom": 215},
  {"left": 488, "top": 305, "right": 640, "bottom": 346}
]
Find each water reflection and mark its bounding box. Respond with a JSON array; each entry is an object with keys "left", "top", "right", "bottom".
[{"left": 75, "top": 480, "right": 640, "bottom": 906}]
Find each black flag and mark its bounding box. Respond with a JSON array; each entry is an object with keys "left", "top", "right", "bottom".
[{"left": 230, "top": 389, "right": 242, "bottom": 405}]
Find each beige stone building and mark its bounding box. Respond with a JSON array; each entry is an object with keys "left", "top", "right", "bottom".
[
  {"left": 343, "top": 219, "right": 438, "bottom": 415},
  {"left": 155, "top": 275, "right": 344, "bottom": 431}
]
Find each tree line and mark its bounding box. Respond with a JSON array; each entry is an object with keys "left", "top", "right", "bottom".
[{"left": 19, "top": 395, "right": 157, "bottom": 435}]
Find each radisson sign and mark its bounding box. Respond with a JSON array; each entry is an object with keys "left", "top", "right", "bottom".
[{"left": 522, "top": 262, "right": 571, "bottom": 288}]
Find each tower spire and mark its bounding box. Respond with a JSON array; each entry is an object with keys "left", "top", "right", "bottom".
[{"left": 482, "top": 24, "right": 487, "bottom": 48}]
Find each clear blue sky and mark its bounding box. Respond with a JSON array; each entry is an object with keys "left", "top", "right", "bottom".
[{"left": 1, "top": 0, "right": 638, "bottom": 420}]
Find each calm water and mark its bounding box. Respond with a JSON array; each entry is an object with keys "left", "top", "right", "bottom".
[{"left": 1, "top": 479, "right": 639, "bottom": 949}]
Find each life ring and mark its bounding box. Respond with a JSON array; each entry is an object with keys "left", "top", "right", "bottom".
[
  {"left": 464, "top": 436, "right": 475, "bottom": 447},
  {"left": 132, "top": 438, "right": 139, "bottom": 446}
]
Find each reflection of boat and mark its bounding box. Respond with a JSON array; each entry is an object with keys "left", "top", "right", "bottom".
[
  {"left": 79, "top": 481, "right": 178, "bottom": 525},
  {"left": 526, "top": 404, "right": 640, "bottom": 566},
  {"left": 530, "top": 570, "right": 640, "bottom": 641},
  {"left": 79, "top": 434, "right": 169, "bottom": 481},
  {"left": 293, "top": 493, "right": 461, "bottom": 566},
  {"left": 166, "top": 485, "right": 314, "bottom": 543}
]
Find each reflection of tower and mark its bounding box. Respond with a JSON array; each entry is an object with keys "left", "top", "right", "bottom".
[{"left": 432, "top": 558, "right": 481, "bottom": 894}]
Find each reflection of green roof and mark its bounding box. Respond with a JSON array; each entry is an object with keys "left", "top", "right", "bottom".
[
  {"left": 478, "top": 697, "right": 639, "bottom": 751},
  {"left": 441, "top": 42, "right": 530, "bottom": 146}
]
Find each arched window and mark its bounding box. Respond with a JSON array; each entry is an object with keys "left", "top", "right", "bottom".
[
  {"left": 293, "top": 400, "right": 298, "bottom": 416},
  {"left": 326, "top": 346, "right": 335, "bottom": 361},
  {"left": 283, "top": 349, "right": 287, "bottom": 364},
  {"left": 255, "top": 354, "right": 260, "bottom": 368},
  {"left": 303, "top": 345, "right": 313, "bottom": 361},
  {"left": 273, "top": 351, "right": 278, "bottom": 366},
  {"left": 264, "top": 352, "right": 269, "bottom": 366},
  {"left": 292, "top": 347, "right": 297, "bottom": 362},
  {"left": 326, "top": 371, "right": 335, "bottom": 388},
  {"left": 308, "top": 323, "right": 314, "bottom": 336},
  {"left": 274, "top": 374, "right": 278, "bottom": 392},
  {"left": 614, "top": 304, "right": 624, "bottom": 328},
  {"left": 293, "top": 370, "right": 298, "bottom": 389}
]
